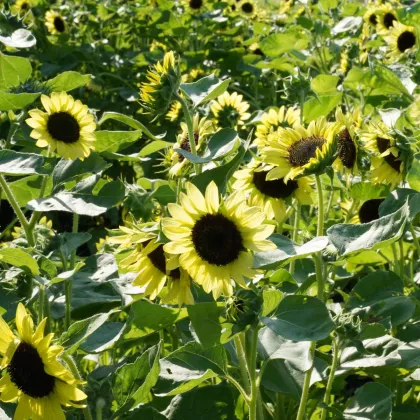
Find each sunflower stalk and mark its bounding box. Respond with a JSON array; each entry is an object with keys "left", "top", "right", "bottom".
[{"left": 247, "top": 326, "right": 263, "bottom": 420}]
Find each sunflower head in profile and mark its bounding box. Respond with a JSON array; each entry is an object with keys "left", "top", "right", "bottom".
[
  {"left": 162, "top": 182, "right": 276, "bottom": 300},
  {"left": 362, "top": 121, "right": 404, "bottom": 187},
  {"left": 238, "top": 0, "right": 257, "bottom": 18},
  {"left": 333, "top": 107, "right": 362, "bottom": 176},
  {"left": 210, "top": 92, "right": 251, "bottom": 129},
  {"left": 168, "top": 114, "right": 214, "bottom": 177},
  {"left": 26, "top": 92, "right": 96, "bottom": 161},
  {"left": 166, "top": 101, "right": 182, "bottom": 122},
  {"left": 260, "top": 117, "right": 339, "bottom": 183},
  {"left": 376, "top": 3, "right": 398, "bottom": 34},
  {"left": 385, "top": 22, "right": 418, "bottom": 61},
  {"left": 0, "top": 304, "right": 87, "bottom": 419},
  {"left": 140, "top": 51, "right": 181, "bottom": 116},
  {"left": 255, "top": 106, "right": 300, "bottom": 150},
  {"left": 45, "top": 10, "right": 66, "bottom": 35}
]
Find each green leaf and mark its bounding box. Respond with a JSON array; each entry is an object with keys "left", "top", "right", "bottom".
[
  {"left": 0, "top": 29, "right": 36, "bottom": 49},
  {"left": 56, "top": 232, "right": 92, "bottom": 258},
  {"left": 0, "top": 248, "right": 39, "bottom": 275},
  {"left": 27, "top": 180, "right": 125, "bottom": 216},
  {"left": 45, "top": 71, "right": 91, "bottom": 92},
  {"left": 349, "top": 182, "right": 390, "bottom": 201},
  {"left": 112, "top": 343, "right": 161, "bottom": 418},
  {"left": 149, "top": 184, "right": 176, "bottom": 205},
  {"left": 0, "top": 150, "right": 54, "bottom": 176},
  {"left": 80, "top": 322, "right": 125, "bottom": 353},
  {"left": 407, "top": 155, "right": 420, "bottom": 191},
  {"left": 254, "top": 234, "right": 329, "bottom": 270},
  {"left": 311, "top": 75, "right": 339, "bottom": 96},
  {"left": 343, "top": 383, "right": 392, "bottom": 420},
  {"left": 180, "top": 74, "right": 231, "bottom": 107},
  {"left": 59, "top": 311, "right": 110, "bottom": 354},
  {"left": 0, "top": 53, "right": 32, "bottom": 90},
  {"left": 95, "top": 130, "right": 142, "bottom": 153},
  {"left": 139, "top": 140, "right": 173, "bottom": 157},
  {"left": 371, "top": 63, "right": 410, "bottom": 98},
  {"left": 155, "top": 342, "right": 228, "bottom": 396},
  {"left": 262, "top": 289, "right": 283, "bottom": 316},
  {"left": 327, "top": 201, "right": 409, "bottom": 256},
  {"left": 2, "top": 175, "right": 49, "bottom": 207},
  {"left": 398, "top": 340, "right": 420, "bottom": 369},
  {"left": 261, "top": 295, "right": 334, "bottom": 342},
  {"left": 303, "top": 93, "right": 342, "bottom": 122},
  {"left": 378, "top": 188, "right": 417, "bottom": 217},
  {"left": 175, "top": 128, "right": 239, "bottom": 163},
  {"left": 120, "top": 407, "right": 167, "bottom": 420},
  {"left": 0, "top": 92, "right": 40, "bottom": 111},
  {"left": 261, "top": 32, "right": 309, "bottom": 57},
  {"left": 187, "top": 302, "right": 224, "bottom": 348}
]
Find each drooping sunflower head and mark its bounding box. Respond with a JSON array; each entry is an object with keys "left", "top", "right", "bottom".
[
  {"left": 238, "top": 0, "right": 257, "bottom": 18},
  {"left": 162, "top": 182, "right": 275, "bottom": 300},
  {"left": 140, "top": 51, "right": 181, "bottom": 116},
  {"left": 168, "top": 114, "right": 214, "bottom": 177},
  {"left": 385, "top": 21, "right": 418, "bottom": 61},
  {"left": 0, "top": 304, "right": 87, "bottom": 419},
  {"left": 210, "top": 91, "right": 251, "bottom": 129},
  {"left": 362, "top": 121, "right": 404, "bottom": 187},
  {"left": 261, "top": 117, "right": 339, "bottom": 183},
  {"left": 376, "top": 3, "right": 398, "bottom": 34},
  {"left": 232, "top": 160, "right": 313, "bottom": 222},
  {"left": 45, "top": 10, "right": 66, "bottom": 35},
  {"left": 26, "top": 92, "right": 96, "bottom": 161},
  {"left": 255, "top": 106, "right": 300, "bottom": 150}
]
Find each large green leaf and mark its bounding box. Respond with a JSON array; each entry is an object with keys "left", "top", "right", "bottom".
[
  {"left": 2, "top": 175, "right": 48, "bottom": 207},
  {"left": 303, "top": 93, "right": 342, "bottom": 122},
  {"left": 0, "top": 53, "right": 32, "bottom": 90},
  {"left": 112, "top": 343, "right": 161, "bottom": 418},
  {"left": 80, "top": 322, "right": 125, "bottom": 353},
  {"left": 56, "top": 232, "right": 92, "bottom": 258},
  {"left": 180, "top": 74, "right": 231, "bottom": 107},
  {"left": 45, "top": 71, "right": 91, "bottom": 92},
  {"left": 407, "top": 154, "right": 420, "bottom": 191},
  {"left": 95, "top": 130, "right": 142, "bottom": 153},
  {"left": 0, "top": 248, "right": 39, "bottom": 275},
  {"left": 311, "top": 75, "right": 339, "bottom": 95},
  {"left": 261, "top": 32, "right": 309, "bottom": 57},
  {"left": 0, "top": 150, "right": 54, "bottom": 176},
  {"left": 261, "top": 295, "right": 334, "bottom": 342},
  {"left": 0, "top": 92, "right": 40, "bottom": 111}
]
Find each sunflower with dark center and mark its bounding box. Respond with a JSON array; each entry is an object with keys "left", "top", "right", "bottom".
[
  {"left": 13, "top": 0, "right": 32, "bottom": 14},
  {"left": 363, "top": 7, "right": 379, "bottom": 27},
  {"left": 0, "top": 304, "right": 86, "bottom": 419},
  {"left": 362, "top": 121, "right": 403, "bottom": 187},
  {"left": 162, "top": 182, "right": 275, "bottom": 299},
  {"left": 239, "top": 0, "right": 256, "bottom": 17},
  {"left": 376, "top": 4, "right": 398, "bottom": 34},
  {"left": 385, "top": 22, "right": 417, "bottom": 61},
  {"left": 233, "top": 161, "right": 313, "bottom": 222},
  {"left": 260, "top": 117, "right": 339, "bottom": 183},
  {"left": 255, "top": 106, "right": 300, "bottom": 150},
  {"left": 45, "top": 10, "right": 66, "bottom": 35},
  {"left": 168, "top": 114, "right": 213, "bottom": 177},
  {"left": 188, "top": 0, "right": 203, "bottom": 10},
  {"left": 211, "top": 91, "right": 251, "bottom": 129},
  {"left": 358, "top": 199, "right": 384, "bottom": 224},
  {"left": 26, "top": 92, "right": 96, "bottom": 160}
]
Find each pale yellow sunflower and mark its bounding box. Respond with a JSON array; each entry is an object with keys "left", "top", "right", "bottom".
[
  {"left": 26, "top": 92, "right": 96, "bottom": 160},
  {"left": 376, "top": 3, "right": 398, "bottom": 34},
  {"left": 210, "top": 92, "right": 251, "bottom": 129},
  {"left": 12, "top": 0, "right": 32, "bottom": 14},
  {"left": 166, "top": 101, "right": 182, "bottom": 122},
  {"left": 385, "top": 21, "right": 418, "bottom": 61},
  {"left": 0, "top": 304, "right": 86, "bottom": 420},
  {"left": 45, "top": 10, "right": 66, "bottom": 35}
]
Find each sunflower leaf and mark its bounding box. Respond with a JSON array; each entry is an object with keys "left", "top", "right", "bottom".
[
  {"left": 0, "top": 91, "right": 40, "bottom": 111},
  {"left": 45, "top": 71, "right": 91, "bottom": 92},
  {"left": 0, "top": 150, "right": 54, "bottom": 176},
  {"left": 0, "top": 54, "right": 32, "bottom": 90},
  {"left": 0, "top": 248, "right": 39, "bottom": 275}
]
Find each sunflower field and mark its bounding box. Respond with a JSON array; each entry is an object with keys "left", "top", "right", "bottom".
[{"left": 0, "top": 0, "right": 420, "bottom": 419}]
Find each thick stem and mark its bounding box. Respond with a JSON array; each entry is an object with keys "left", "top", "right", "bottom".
[
  {"left": 61, "top": 354, "right": 93, "bottom": 420},
  {"left": 38, "top": 285, "right": 44, "bottom": 322},
  {"left": 234, "top": 333, "right": 251, "bottom": 394},
  {"left": 65, "top": 214, "right": 79, "bottom": 330},
  {"left": 289, "top": 202, "right": 300, "bottom": 274},
  {"left": 320, "top": 337, "right": 340, "bottom": 420},
  {"left": 70, "top": 213, "right": 79, "bottom": 269},
  {"left": 0, "top": 175, "right": 35, "bottom": 247},
  {"left": 398, "top": 239, "right": 405, "bottom": 284},
  {"left": 315, "top": 175, "right": 324, "bottom": 237},
  {"left": 275, "top": 393, "right": 286, "bottom": 420},
  {"left": 296, "top": 341, "right": 316, "bottom": 420},
  {"left": 96, "top": 398, "right": 106, "bottom": 420},
  {"left": 248, "top": 327, "right": 260, "bottom": 420}
]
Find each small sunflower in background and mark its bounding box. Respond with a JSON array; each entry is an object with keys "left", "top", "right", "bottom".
[
  {"left": 385, "top": 22, "right": 417, "bottom": 61},
  {"left": 182, "top": 0, "right": 205, "bottom": 13},
  {"left": 0, "top": 304, "right": 87, "bottom": 419},
  {"left": 162, "top": 182, "right": 275, "bottom": 300},
  {"left": 45, "top": 10, "right": 66, "bottom": 35},
  {"left": 232, "top": 160, "right": 313, "bottom": 222},
  {"left": 12, "top": 0, "right": 32, "bottom": 15},
  {"left": 333, "top": 107, "right": 362, "bottom": 176},
  {"left": 26, "top": 92, "right": 96, "bottom": 160},
  {"left": 210, "top": 92, "right": 251, "bottom": 129},
  {"left": 168, "top": 114, "right": 213, "bottom": 178},
  {"left": 238, "top": 0, "right": 257, "bottom": 18},
  {"left": 260, "top": 117, "right": 339, "bottom": 183},
  {"left": 140, "top": 51, "right": 181, "bottom": 116},
  {"left": 362, "top": 121, "right": 404, "bottom": 187},
  {"left": 376, "top": 3, "right": 398, "bottom": 34},
  {"left": 166, "top": 101, "right": 182, "bottom": 122},
  {"left": 363, "top": 5, "right": 380, "bottom": 28},
  {"left": 341, "top": 198, "right": 385, "bottom": 224},
  {"left": 254, "top": 106, "right": 300, "bottom": 150}
]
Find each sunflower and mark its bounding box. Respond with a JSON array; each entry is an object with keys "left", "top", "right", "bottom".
[
  {"left": 376, "top": 3, "right": 398, "bottom": 34},
  {"left": 45, "top": 10, "right": 66, "bottom": 35},
  {"left": 341, "top": 198, "right": 385, "bottom": 224},
  {"left": 385, "top": 22, "right": 418, "bottom": 61},
  {"left": 26, "top": 92, "right": 96, "bottom": 161},
  {"left": 260, "top": 117, "right": 339, "bottom": 183},
  {"left": 0, "top": 304, "right": 86, "bottom": 420},
  {"left": 182, "top": 0, "right": 205, "bottom": 12},
  {"left": 12, "top": 0, "right": 32, "bottom": 14},
  {"left": 140, "top": 51, "right": 181, "bottom": 116},
  {"left": 362, "top": 121, "right": 403, "bottom": 187},
  {"left": 238, "top": 0, "right": 257, "bottom": 18},
  {"left": 333, "top": 107, "right": 361, "bottom": 175},
  {"left": 162, "top": 182, "right": 275, "bottom": 300},
  {"left": 363, "top": 5, "right": 380, "bottom": 27},
  {"left": 232, "top": 160, "right": 313, "bottom": 222},
  {"left": 254, "top": 106, "right": 300, "bottom": 150},
  {"left": 161, "top": 269, "right": 194, "bottom": 307},
  {"left": 167, "top": 115, "right": 213, "bottom": 178},
  {"left": 210, "top": 92, "right": 251, "bottom": 129}
]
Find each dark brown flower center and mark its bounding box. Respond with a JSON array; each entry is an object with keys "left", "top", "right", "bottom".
[
  {"left": 397, "top": 31, "right": 416, "bottom": 52},
  {"left": 358, "top": 199, "right": 384, "bottom": 224},
  {"left": 54, "top": 17, "right": 65, "bottom": 33},
  {"left": 242, "top": 2, "right": 254, "bottom": 13},
  {"left": 383, "top": 12, "right": 396, "bottom": 29},
  {"left": 337, "top": 129, "right": 356, "bottom": 169},
  {"left": 189, "top": 0, "right": 203, "bottom": 9},
  {"left": 8, "top": 342, "right": 55, "bottom": 398},
  {"left": 288, "top": 136, "right": 326, "bottom": 167},
  {"left": 376, "top": 137, "right": 401, "bottom": 172},
  {"left": 252, "top": 170, "right": 298, "bottom": 199},
  {"left": 47, "top": 112, "right": 80, "bottom": 143},
  {"left": 369, "top": 13, "right": 377, "bottom": 25},
  {"left": 192, "top": 213, "right": 243, "bottom": 266},
  {"left": 178, "top": 131, "right": 199, "bottom": 163},
  {"left": 148, "top": 243, "right": 180, "bottom": 279}
]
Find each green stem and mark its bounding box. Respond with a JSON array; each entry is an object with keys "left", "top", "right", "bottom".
[
  {"left": 296, "top": 342, "right": 316, "bottom": 420},
  {"left": 234, "top": 333, "right": 251, "bottom": 394},
  {"left": 396, "top": 381, "right": 404, "bottom": 406},
  {"left": 70, "top": 213, "right": 79, "bottom": 269},
  {"left": 28, "top": 173, "right": 50, "bottom": 229},
  {"left": 0, "top": 175, "right": 35, "bottom": 247},
  {"left": 315, "top": 175, "right": 324, "bottom": 237},
  {"left": 175, "top": 94, "right": 201, "bottom": 175},
  {"left": 61, "top": 354, "right": 93, "bottom": 420},
  {"left": 38, "top": 285, "right": 44, "bottom": 322},
  {"left": 398, "top": 240, "right": 405, "bottom": 283},
  {"left": 248, "top": 327, "right": 260, "bottom": 420},
  {"left": 320, "top": 337, "right": 340, "bottom": 420},
  {"left": 225, "top": 375, "right": 250, "bottom": 404},
  {"left": 65, "top": 214, "right": 79, "bottom": 330},
  {"left": 96, "top": 398, "right": 105, "bottom": 420},
  {"left": 275, "top": 393, "right": 286, "bottom": 420},
  {"left": 289, "top": 202, "right": 300, "bottom": 274}
]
